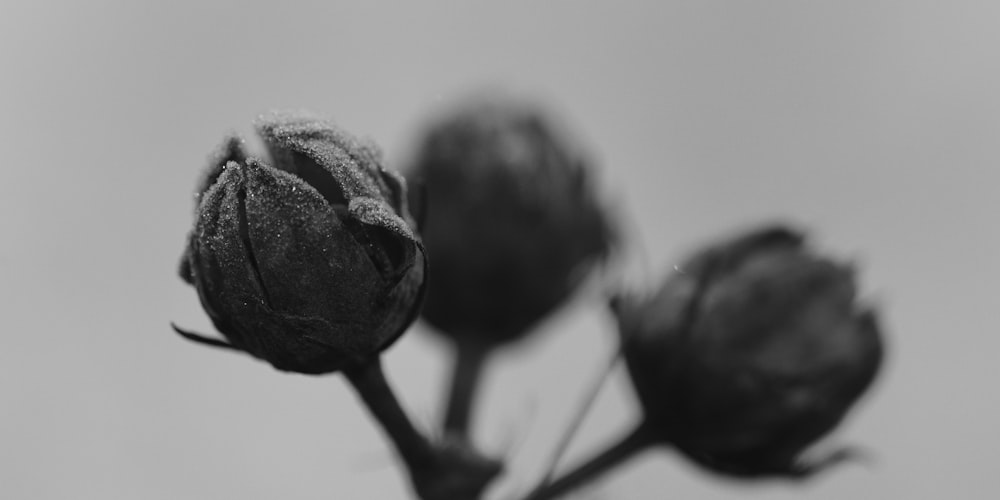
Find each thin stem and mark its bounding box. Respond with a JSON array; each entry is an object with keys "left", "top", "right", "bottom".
[
  {"left": 521, "top": 423, "right": 654, "bottom": 500},
  {"left": 344, "top": 357, "right": 503, "bottom": 500},
  {"left": 537, "top": 349, "right": 621, "bottom": 486},
  {"left": 442, "top": 338, "right": 492, "bottom": 438},
  {"left": 344, "top": 357, "right": 434, "bottom": 465}
]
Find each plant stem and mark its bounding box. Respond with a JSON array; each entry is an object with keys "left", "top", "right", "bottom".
[
  {"left": 344, "top": 356, "right": 503, "bottom": 500},
  {"left": 344, "top": 357, "right": 434, "bottom": 466},
  {"left": 442, "top": 338, "right": 492, "bottom": 438},
  {"left": 536, "top": 350, "right": 621, "bottom": 486},
  {"left": 521, "top": 423, "right": 654, "bottom": 500}
]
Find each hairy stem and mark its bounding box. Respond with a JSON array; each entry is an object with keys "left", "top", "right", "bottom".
[{"left": 521, "top": 423, "right": 654, "bottom": 500}]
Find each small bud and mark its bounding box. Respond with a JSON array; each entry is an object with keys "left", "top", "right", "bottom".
[
  {"left": 408, "top": 95, "right": 615, "bottom": 343},
  {"left": 614, "top": 225, "right": 883, "bottom": 478},
  {"left": 179, "top": 135, "right": 249, "bottom": 285},
  {"left": 177, "top": 111, "right": 425, "bottom": 374}
]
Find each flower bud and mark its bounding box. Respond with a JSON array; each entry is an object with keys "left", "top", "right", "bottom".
[
  {"left": 408, "top": 95, "right": 615, "bottom": 343},
  {"left": 179, "top": 135, "right": 248, "bottom": 285},
  {"left": 177, "top": 111, "right": 425, "bottom": 374},
  {"left": 614, "top": 225, "right": 883, "bottom": 477}
]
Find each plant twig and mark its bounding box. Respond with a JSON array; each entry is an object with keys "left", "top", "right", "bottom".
[
  {"left": 345, "top": 357, "right": 435, "bottom": 466},
  {"left": 442, "top": 338, "right": 492, "bottom": 438},
  {"left": 536, "top": 349, "right": 622, "bottom": 486},
  {"left": 345, "top": 357, "right": 503, "bottom": 500},
  {"left": 520, "top": 423, "right": 654, "bottom": 500}
]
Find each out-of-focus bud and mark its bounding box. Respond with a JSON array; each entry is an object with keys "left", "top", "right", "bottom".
[
  {"left": 408, "top": 95, "right": 616, "bottom": 343},
  {"left": 176, "top": 111, "right": 425, "bottom": 374},
  {"left": 614, "top": 225, "right": 883, "bottom": 478}
]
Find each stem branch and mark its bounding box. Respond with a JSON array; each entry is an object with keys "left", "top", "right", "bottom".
[
  {"left": 537, "top": 350, "right": 621, "bottom": 486},
  {"left": 344, "top": 357, "right": 434, "bottom": 465},
  {"left": 345, "top": 357, "right": 503, "bottom": 500},
  {"left": 442, "top": 338, "right": 492, "bottom": 438},
  {"left": 521, "top": 423, "right": 654, "bottom": 500}
]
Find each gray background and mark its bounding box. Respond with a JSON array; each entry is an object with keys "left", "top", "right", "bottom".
[{"left": 2, "top": 1, "right": 997, "bottom": 498}]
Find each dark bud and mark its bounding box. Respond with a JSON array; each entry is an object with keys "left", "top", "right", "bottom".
[
  {"left": 179, "top": 135, "right": 249, "bottom": 284},
  {"left": 176, "top": 111, "right": 426, "bottom": 374},
  {"left": 614, "top": 225, "right": 883, "bottom": 478},
  {"left": 408, "top": 95, "right": 616, "bottom": 343}
]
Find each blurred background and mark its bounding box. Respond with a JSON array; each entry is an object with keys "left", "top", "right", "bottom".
[{"left": 2, "top": 1, "right": 998, "bottom": 498}]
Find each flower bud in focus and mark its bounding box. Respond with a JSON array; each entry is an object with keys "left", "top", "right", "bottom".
[
  {"left": 177, "top": 111, "right": 425, "bottom": 374},
  {"left": 408, "top": 95, "right": 615, "bottom": 343},
  {"left": 614, "top": 225, "right": 883, "bottom": 477}
]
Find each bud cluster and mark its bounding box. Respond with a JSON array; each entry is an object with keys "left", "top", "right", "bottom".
[{"left": 174, "top": 98, "right": 885, "bottom": 500}]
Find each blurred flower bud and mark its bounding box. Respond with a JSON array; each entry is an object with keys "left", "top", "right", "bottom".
[
  {"left": 408, "top": 95, "right": 615, "bottom": 343},
  {"left": 176, "top": 111, "right": 426, "bottom": 374},
  {"left": 614, "top": 225, "right": 883, "bottom": 477}
]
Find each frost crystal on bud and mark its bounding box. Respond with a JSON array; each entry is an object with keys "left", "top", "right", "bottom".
[
  {"left": 614, "top": 225, "right": 883, "bottom": 478},
  {"left": 408, "top": 95, "right": 615, "bottom": 343},
  {"left": 177, "top": 111, "right": 426, "bottom": 374}
]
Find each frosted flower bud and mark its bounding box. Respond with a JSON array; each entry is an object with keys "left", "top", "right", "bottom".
[
  {"left": 614, "top": 225, "right": 883, "bottom": 477},
  {"left": 177, "top": 111, "right": 425, "bottom": 374}
]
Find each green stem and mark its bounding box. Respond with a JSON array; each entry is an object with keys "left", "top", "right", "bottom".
[{"left": 521, "top": 423, "right": 654, "bottom": 500}]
